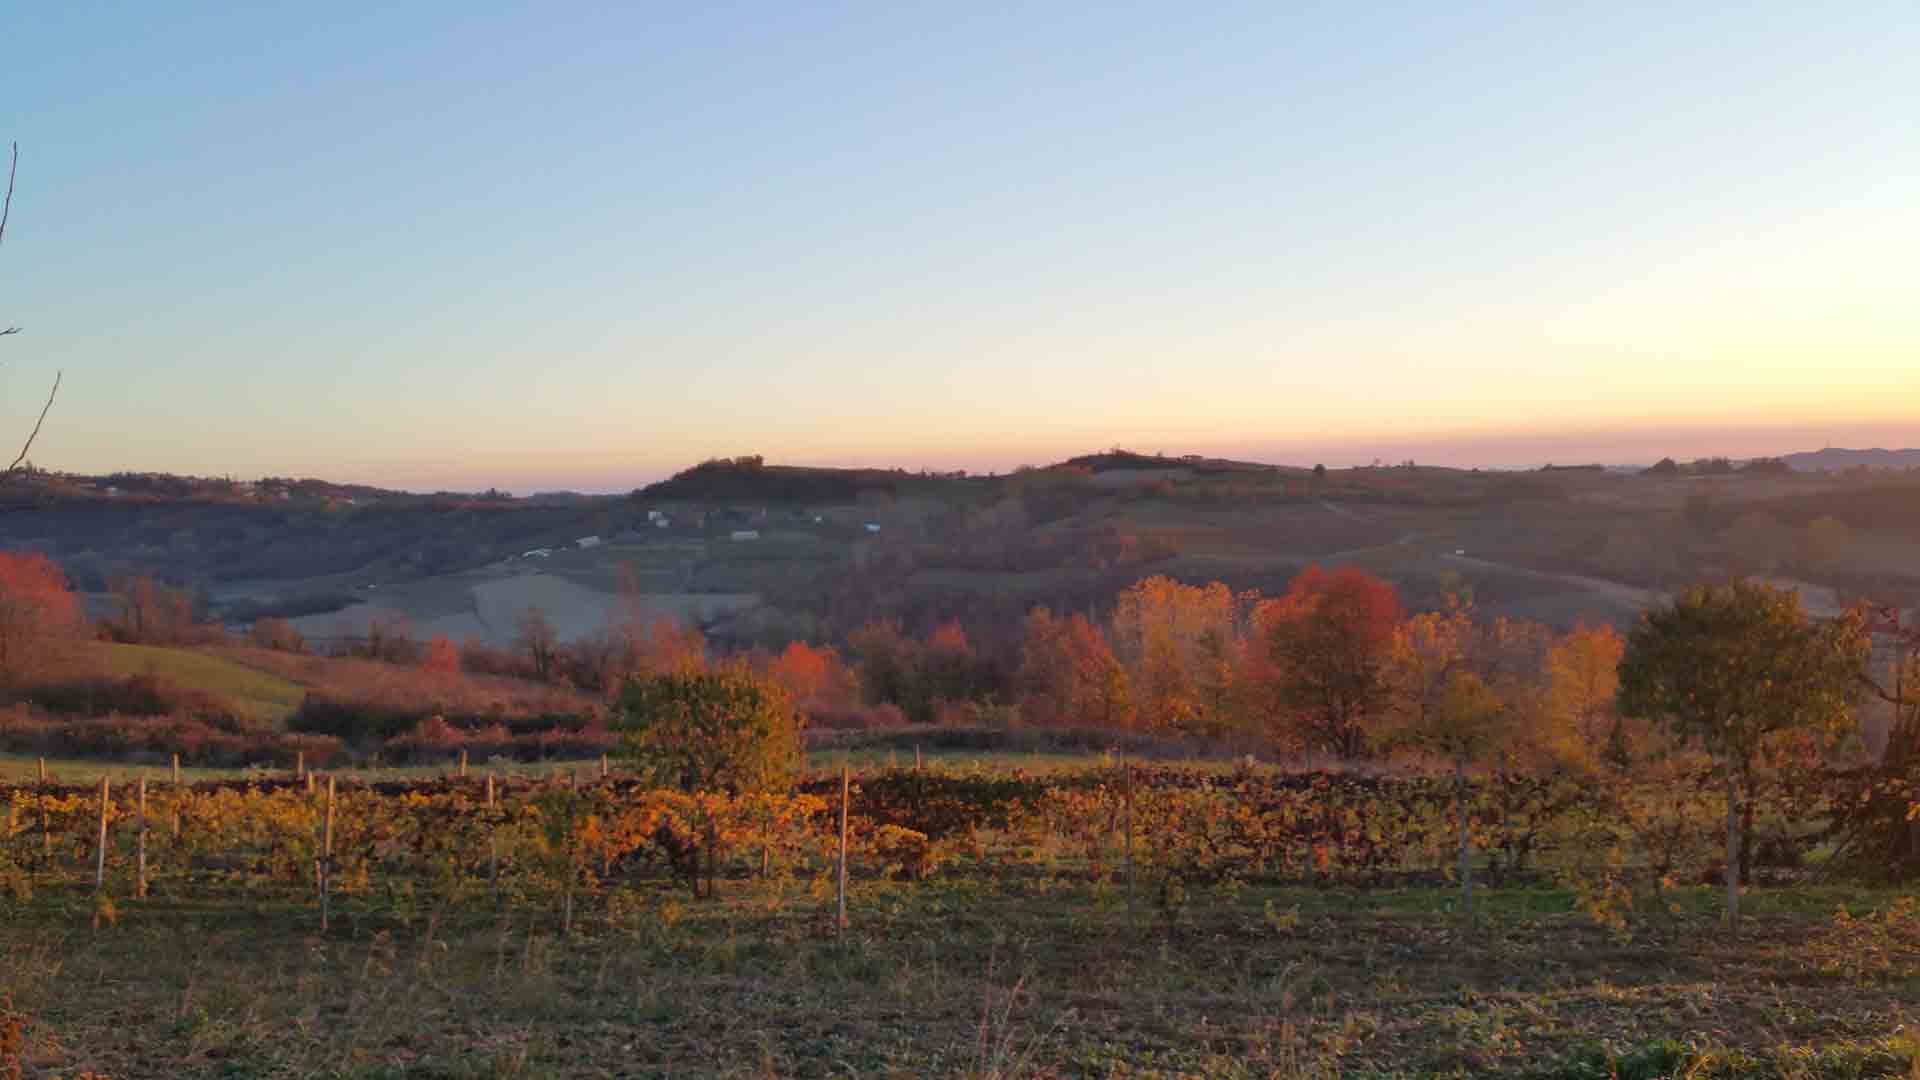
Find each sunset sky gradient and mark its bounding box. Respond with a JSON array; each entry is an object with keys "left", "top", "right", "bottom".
[{"left": 3, "top": 3, "right": 1915, "bottom": 491}]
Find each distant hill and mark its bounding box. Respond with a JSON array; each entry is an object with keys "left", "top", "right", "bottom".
[
  {"left": 639, "top": 456, "right": 929, "bottom": 503},
  {"left": 1782, "top": 448, "right": 1920, "bottom": 472},
  {"left": 1058, "top": 449, "right": 1278, "bottom": 474}
]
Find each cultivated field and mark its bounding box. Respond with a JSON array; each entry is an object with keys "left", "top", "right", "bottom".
[{"left": 2, "top": 766, "right": 1915, "bottom": 1077}]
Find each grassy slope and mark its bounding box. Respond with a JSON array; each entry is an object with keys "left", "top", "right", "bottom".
[{"left": 39, "top": 641, "right": 307, "bottom": 725}]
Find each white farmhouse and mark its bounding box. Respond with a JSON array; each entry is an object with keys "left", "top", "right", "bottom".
[{"left": 576, "top": 535, "right": 602, "bottom": 549}]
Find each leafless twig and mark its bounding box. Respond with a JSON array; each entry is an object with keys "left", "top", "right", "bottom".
[
  {"left": 1, "top": 141, "right": 17, "bottom": 337},
  {"left": 0, "top": 141, "right": 16, "bottom": 250},
  {"left": 3, "top": 370, "right": 58, "bottom": 483}
]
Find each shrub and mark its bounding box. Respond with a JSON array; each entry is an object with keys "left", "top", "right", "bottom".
[
  {"left": 24, "top": 674, "right": 247, "bottom": 729},
  {"left": 614, "top": 668, "right": 800, "bottom": 793}
]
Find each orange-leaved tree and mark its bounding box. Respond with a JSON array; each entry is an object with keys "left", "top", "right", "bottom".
[
  {"left": 421, "top": 634, "right": 461, "bottom": 678},
  {"left": 766, "top": 640, "right": 857, "bottom": 712},
  {"left": 1543, "top": 623, "right": 1628, "bottom": 771},
  {"left": 1109, "top": 576, "right": 1248, "bottom": 735},
  {"left": 1381, "top": 598, "right": 1525, "bottom": 919},
  {"left": 0, "top": 550, "right": 79, "bottom": 685},
  {"left": 1017, "top": 607, "right": 1132, "bottom": 729}
]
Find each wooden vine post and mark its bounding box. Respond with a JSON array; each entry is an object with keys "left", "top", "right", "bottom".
[
  {"left": 38, "top": 757, "right": 49, "bottom": 862},
  {"left": 1123, "top": 761, "right": 1135, "bottom": 929},
  {"left": 485, "top": 772, "right": 498, "bottom": 893},
  {"left": 93, "top": 775, "right": 110, "bottom": 892},
  {"left": 319, "top": 775, "right": 336, "bottom": 931},
  {"left": 296, "top": 750, "right": 305, "bottom": 780},
  {"left": 836, "top": 764, "right": 850, "bottom": 931},
  {"left": 599, "top": 753, "right": 609, "bottom": 780},
  {"left": 136, "top": 775, "right": 149, "bottom": 899},
  {"left": 171, "top": 753, "right": 180, "bottom": 785},
  {"left": 458, "top": 749, "right": 468, "bottom": 778}
]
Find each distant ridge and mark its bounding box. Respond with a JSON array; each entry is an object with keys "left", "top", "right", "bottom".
[
  {"left": 1781, "top": 447, "right": 1920, "bottom": 472},
  {"left": 1059, "top": 449, "right": 1277, "bottom": 473}
]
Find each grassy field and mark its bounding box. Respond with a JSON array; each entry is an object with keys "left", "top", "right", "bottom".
[
  {"left": 41, "top": 641, "right": 309, "bottom": 725},
  {"left": 3, "top": 880, "right": 1915, "bottom": 1078}
]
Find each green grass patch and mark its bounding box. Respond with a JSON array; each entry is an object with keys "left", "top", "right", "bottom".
[{"left": 61, "top": 642, "right": 306, "bottom": 724}]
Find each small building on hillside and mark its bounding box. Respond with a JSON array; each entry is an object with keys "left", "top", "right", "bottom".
[
  {"left": 863, "top": 522, "right": 882, "bottom": 534},
  {"left": 730, "top": 530, "right": 761, "bottom": 542},
  {"left": 575, "top": 535, "right": 602, "bottom": 549}
]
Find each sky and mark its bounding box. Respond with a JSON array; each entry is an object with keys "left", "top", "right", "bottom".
[{"left": 2, "top": 2, "right": 1916, "bottom": 493}]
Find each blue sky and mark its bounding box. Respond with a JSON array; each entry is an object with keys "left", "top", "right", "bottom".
[{"left": 3, "top": 2, "right": 1916, "bottom": 491}]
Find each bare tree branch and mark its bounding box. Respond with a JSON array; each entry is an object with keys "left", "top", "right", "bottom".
[
  {"left": 0, "top": 141, "right": 16, "bottom": 249},
  {"left": 1, "top": 141, "right": 16, "bottom": 337},
  {"left": 2, "top": 370, "right": 59, "bottom": 483}
]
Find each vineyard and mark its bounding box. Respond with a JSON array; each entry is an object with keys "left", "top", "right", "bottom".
[
  {"left": 0, "top": 766, "right": 1833, "bottom": 910},
  {"left": 3, "top": 764, "right": 1917, "bottom": 1077}
]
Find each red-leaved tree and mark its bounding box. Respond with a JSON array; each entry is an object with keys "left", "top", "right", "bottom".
[{"left": 1252, "top": 565, "right": 1403, "bottom": 759}]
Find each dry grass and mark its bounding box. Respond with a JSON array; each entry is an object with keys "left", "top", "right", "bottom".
[{"left": 2, "top": 880, "right": 1914, "bottom": 1077}]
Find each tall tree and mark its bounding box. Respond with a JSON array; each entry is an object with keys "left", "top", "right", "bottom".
[
  {"left": 1379, "top": 599, "right": 1528, "bottom": 919},
  {"left": 1617, "top": 580, "right": 1868, "bottom": 930},
  {"left": 1109, "top": 576, "right": 1246, "bottom": 734},
  {"left": 1544, "top": 623, "right": 1628, "bottom": 770},
  {"left": 1252, "top": 565, "right": 1402, "bottom": 759},
  {"left": 1017, "top": 607, "right": 1132, "bottom": 728}
]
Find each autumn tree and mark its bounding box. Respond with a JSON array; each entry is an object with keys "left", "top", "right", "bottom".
[
  {"left": 849, "top": 618, "right": 923, "bottom": 718},
  {"left": 629, "top": 615, "right": 707, "bottom": 679},
  {"left": 765, "top": 640, "right": 857, "bottom": 711},
  {"left": 615, "top": 666, "right": 801, "bottom": 794},
  {"left": 420, "top": 634, "right": 461, "bottom": 677},
  {"left": 1543, "top": 623, "right": 1628, "bottom": 770},
  {"left": 0, "top": 551, "right": 79, "bottom": 685},
  {"left": 246, "top": 617, "right": 307, "bottom": 654},
  {"left": 603, "top": 568, "right": 707, "bottom": 682},
  {"left": 1109, "top": 576, "right": 1248, "bottom": 735},
  {"left": 1828, "top": 602, "right": 1920, "bottom": 877},
  {"left": 103, "top": 574, "right": 200, "bottom": 645},
  {"left": 1252, "top": 565, "right": 1402, "bottom": 759},
  {"left": 1617, "top": 580, "right": 1869, "bottom": 929},
  {"left": 1017, "top": 607, "right": 1132, "bottom": 728},
  {"left": 1382, "top": 598, "right": 1552, "bottom": 916},
  {"left": 614, "top": 665, "right": 802, "bottom": 897},
  {"left": 921, "top": 620, "right": 982, "bottom": 706},
  {"left": 516, "top": 607, "right": 560, "bottom": 682},
  {"left": 361, "top": 611, "right": 418, "bottom": 665}
]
